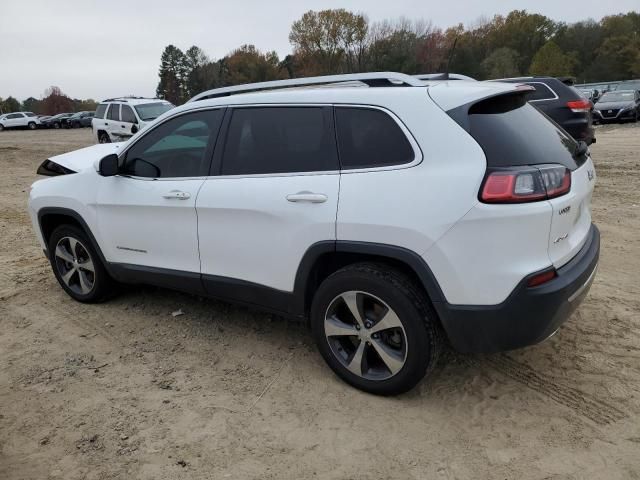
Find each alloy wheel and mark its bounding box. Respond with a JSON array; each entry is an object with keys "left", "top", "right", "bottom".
[
  {"left": 53, "top": 236, "right": 96, "bottom": 295},
  {"left": 324, "top": 291, "right": 407, "bottom": 381}
]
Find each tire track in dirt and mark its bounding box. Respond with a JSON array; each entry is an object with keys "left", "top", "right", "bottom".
[{"left": 471, "top": 354, "right": 629, "bottom": 426}]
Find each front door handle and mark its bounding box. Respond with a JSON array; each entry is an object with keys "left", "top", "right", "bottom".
[
  {"left": 286, "top": 191, "right": 327, "bottom": 203},
  {"left": 163, "top": 190, "right": 191, "bottom": 200}
]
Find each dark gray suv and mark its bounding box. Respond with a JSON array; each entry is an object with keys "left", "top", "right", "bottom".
[{"left": 491, "top": 77, "right": 596, "bottom": 145}]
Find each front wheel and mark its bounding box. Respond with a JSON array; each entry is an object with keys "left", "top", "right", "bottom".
[
  {"left": 28, "top": 122, "right": 36, "bottom": 130},
  {"left": 0, "top": 124, "right": 4, "bottom": 131},
  {"left": 48, "top": 225, "right": 114, "bottom": 303},
  {"left": 53, "top": 122, "right": 60, "bottom": 129},
  {"left": 310, "top": 263, "right": 442, "bottom": 395}
]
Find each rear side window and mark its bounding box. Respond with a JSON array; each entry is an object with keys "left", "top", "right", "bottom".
[
  {"left": 452, "top": 93, "right": 581, "bottom": 169},
  {"left": 95, "top": 104, "right": 108, "bottom": 119},
  {"left": 121, "top": 105, "right": 136, "bottom": 123},
  {"left": 335, "top": 107, "right": 414, "bottom": 169},
  {"left": 221, "top": 107, "right": 338, "bottom": 175},
  {"left": 107, "top": 104, "right": 120, "bottom": 121},
  {"left": 525, "top": 83, "right": 556, "bottom": 101}
]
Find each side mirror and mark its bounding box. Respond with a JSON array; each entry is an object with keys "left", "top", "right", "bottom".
[
  {"left": 98, "top": 153, "right": 119, "bottom": 177},
  {"left": 131, "top": 124, "right": 138, "bottom": 134}
]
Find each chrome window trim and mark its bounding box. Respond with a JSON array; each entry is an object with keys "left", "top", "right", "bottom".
[
  {"left": 525, "top": 82, "right": 559, "bottom": 102},
  {"left": 117, "top": 102, "right": 422, "bottom": 181}
]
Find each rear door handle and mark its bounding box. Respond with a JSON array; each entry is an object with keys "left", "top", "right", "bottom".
[
  {"left": 286, "top": 191, "right": 327, "bottom": 203},
  {"left": 163, "top": 190, "right": 191, "bottom": 200}
]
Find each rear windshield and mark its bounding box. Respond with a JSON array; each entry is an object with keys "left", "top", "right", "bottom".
[
  {"left": 134, "top": 102, "right": 174, "bottom": 121},
  {"left": 449, "top": 93, "right": 582, "bottom": 170},
  {"left": 599, "top": 91, "right": 635, "bottom": 102}
]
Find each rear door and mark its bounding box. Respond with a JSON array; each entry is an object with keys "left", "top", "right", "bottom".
[
  {"left": 105, "top": 104, "right": 120, "bottom": 141},
  {"left": 117, "top": 105, "right": 138, "bottom": 140},
  {"left": 196, "top": 106, "right": 340, "bottom": 296}
]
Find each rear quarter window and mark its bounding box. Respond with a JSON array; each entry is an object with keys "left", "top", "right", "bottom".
[
  {"left": 525, "top": 82, "right": 557, "bottom": 101},
  {"left": 335, "top": 107, "right": 414, "bottom": 169}
]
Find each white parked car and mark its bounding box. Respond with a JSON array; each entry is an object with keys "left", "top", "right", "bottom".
[
  {"left": 28, "top": 73, "right": 599, "bottom": 394},
  {"left": 91, "top": 97, "right": 174, "bottom": 143},
  {"left": 0, "top": 111, "right": 40, "bottom": 130}
]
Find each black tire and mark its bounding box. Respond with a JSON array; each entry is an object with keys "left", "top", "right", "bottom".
[
  {"left": 98, "top": 132, "right": 111, "bottom": 144},
  {"left": 310, "top": 262, "right": 442, "bottom": 395},
  {"left": 0, "top": 124, "right": 4, "bottom": 131},
  {"left": 53, "top": 122, "right": 60, "bottom": 129},
  {"left": 47, "top": 224, "right": 114, "bottom": 303},
  {"left": 28, "top": 122, "right": 36, "bottom": 130}
]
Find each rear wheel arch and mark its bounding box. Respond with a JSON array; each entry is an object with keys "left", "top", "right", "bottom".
[{"left": 295, "top": 241, "right": 446, "bottom": 320}]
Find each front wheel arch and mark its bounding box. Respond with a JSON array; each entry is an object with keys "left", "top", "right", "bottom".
[{"left": 38, "top": 208, "right": 110, "bottom": 273}]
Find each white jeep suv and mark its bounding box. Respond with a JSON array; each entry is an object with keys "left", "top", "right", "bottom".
[
  {"left": 0, "top": 111, "right": 40, "bottom": 130},
  {"left": 92, "top": 97, "right": 174, "bottom": 144},
  {"left": 28, "top": 73, "right": 599, "bottom": 395}
]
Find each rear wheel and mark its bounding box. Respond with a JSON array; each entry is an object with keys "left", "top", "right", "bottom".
[
  {"left": 310, "top": 263, "right": 442, "bottom": 395},
  {"left": 98, "top": 132, "right": 111, "bottom": 143},
  {"left": 48, "top": 225, "right": 114, "bottom": 303}
]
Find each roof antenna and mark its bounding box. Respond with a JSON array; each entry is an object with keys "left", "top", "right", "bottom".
[{"left": 443, "top": 37, "right": 458, "bottom": 80}]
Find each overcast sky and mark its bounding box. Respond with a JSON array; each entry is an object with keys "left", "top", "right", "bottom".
[{"left": 1, "top": 0, "right": 637, "bottom": 101}]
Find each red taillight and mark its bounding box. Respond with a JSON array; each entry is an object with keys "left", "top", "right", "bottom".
[
  {"left": 527, "top": 269, "right": 557, "bottom": 287},
  {"left": 481, "top": 165, "right": 571, "bottom": 204},
  {"left": 566, "top": 99, "right": 592, "bottom": 113}
]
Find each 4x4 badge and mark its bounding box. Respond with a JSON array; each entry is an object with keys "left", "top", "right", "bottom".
[{"left": 587, "top": 170, "right": 594, "bottom": 181}]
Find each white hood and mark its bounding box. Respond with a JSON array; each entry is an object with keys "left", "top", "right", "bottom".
[{"left": 48, "top": 143, "right": 123, "bottom": 172}]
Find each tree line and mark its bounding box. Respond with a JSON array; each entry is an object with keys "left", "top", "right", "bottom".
[
  {"left": 0, "top": 86, "right": 97, "bottom": 115},
  {"left": 157, "top": 9, "right": 640, "bottom": 105}
]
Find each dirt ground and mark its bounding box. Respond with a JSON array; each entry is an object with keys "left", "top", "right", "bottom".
[{"left": 0, "top": 125, "right": 639, "bottom": 480}]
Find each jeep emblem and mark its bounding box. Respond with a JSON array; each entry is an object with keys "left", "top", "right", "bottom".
[{"left": 559, "top": 206, "right": 571, "bottom": 215}]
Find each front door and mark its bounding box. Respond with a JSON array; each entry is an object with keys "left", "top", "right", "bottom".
[{"left": 96, "top": 108, "right": 225, "bottom": 278}]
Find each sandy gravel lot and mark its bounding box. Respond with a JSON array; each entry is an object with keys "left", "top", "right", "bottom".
[{"left": 1, "top": 125, "right": 639, "bottom": 479}]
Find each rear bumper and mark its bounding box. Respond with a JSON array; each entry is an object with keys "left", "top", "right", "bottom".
[{"left": 438, "top": 224, "right": 600, "bottom": 353}]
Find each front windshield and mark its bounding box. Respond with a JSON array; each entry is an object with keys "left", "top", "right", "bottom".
[
  {"left": 134, "top": 102, "right": 174, "bottom": 121},
  {"left": 599, "top": 91, "right": 635, "bottom": 103}
]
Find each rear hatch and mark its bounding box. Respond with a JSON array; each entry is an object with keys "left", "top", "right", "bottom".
[{"left": 431, "top": 84, "right": 596, "bottom": 269}]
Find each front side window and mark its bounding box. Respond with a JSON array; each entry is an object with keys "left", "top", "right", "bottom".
[
  {"left": 25, "top": 112, "right": 36, "bottom": 117},
  {"left": 121, "top": 105, "right": 137, "bottom": 123},
  {"left": 122, "top": 109, "right": 223, "bottom": 178},
  {"left": 525, "top": 83, "right": 556, "bottom": 101},
  {"left": 335, "top": 107, "right": 414, "bottom": 169},
  {"left": 221, "top": 107, "right": 338, "bottom": 175},
  {"left": 95, "top": 104, "right": 107, "bottom": 119},
  {"left": 107, "top": 104, "right": 120, "bottom": 121}
]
